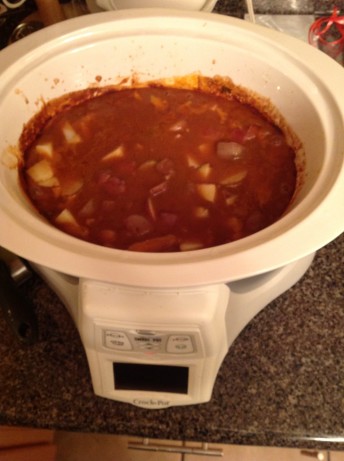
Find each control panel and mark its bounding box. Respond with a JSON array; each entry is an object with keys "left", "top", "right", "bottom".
[
  {"left": 103, "top": 329, "right": 196, "bottom": 354},
  {"left": 78, "top": 280, "right": 230, "bottom": 408}
]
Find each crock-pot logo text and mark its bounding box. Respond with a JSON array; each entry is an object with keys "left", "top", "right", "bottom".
[{"left": 133, "top": 398, "right": 170, "bottom": 408}]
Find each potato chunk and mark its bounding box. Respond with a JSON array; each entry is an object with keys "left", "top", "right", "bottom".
[
  {"left": 180, "top": 241, "right": 204, "bottom": 251},
  {"left": 197, "top": 163, "right": 212, "bottom": 180},
  {"left": 196, "top": 183, "right": 216, "bottom": 202},
  {"left": 55, "top": 209, "right": 78, "bottom": 225},
  {"left": 36, "top": 143, "right": 53, "bottom": 158},
  {"left": 62, "top": 122, "right": 81, "bottom": 144},
  {"left": 27, "top": 159, "right": 55, "bottom": 184},
  {"left": 187, "top": 155, "right": 199, "bottom": 168},
  {"left": 194, "top": 206, "right": 209, "bottom": 218}
]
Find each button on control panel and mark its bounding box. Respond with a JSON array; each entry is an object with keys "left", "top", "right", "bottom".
[
  {"left": 167, "top": 335, "right": 194, "bottom": 353},
  {"left": 104, "top": 331, "right": 132, "bottom": 351},
  {"left": 103, "top": 329, "right": 196, "bottom": 355}
]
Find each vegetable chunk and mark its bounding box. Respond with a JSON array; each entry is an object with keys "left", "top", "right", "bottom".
[{"left": 27, "top": 159, "right": 55, "bottom": 184}]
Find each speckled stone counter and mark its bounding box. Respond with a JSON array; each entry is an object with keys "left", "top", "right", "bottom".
[
  {"left": 0, "top": 232, "right": 343, "bottom": 450},
  {"left": 1, "top": 0, "right": 344, "bottom": 452},
  {"left": 214, "top": 0, "right": 344, "bottom": 16}
]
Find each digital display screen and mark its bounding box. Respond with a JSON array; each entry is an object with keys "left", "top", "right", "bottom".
[{"left": 113, "top": 363, "right": 189, "bottom": 394}]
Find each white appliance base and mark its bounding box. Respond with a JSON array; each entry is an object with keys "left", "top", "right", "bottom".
[{"left": 33, "top": 252, "right": 315, "bottom": 408}]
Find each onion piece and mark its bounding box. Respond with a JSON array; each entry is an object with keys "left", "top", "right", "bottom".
[
  {"left": 150, "top": 181, "right": 168, "bottom": 197},
  {"left": 147, "top": 197, "right": 157, "bottom": 221},
  {"left": 217, "top": 141, "right": 244, "bottom": 160},
  {"left": 243, "top": 124, "right": 259, "bottom": 142},
  {"left": 138, "top": 160, "right": 156, "bottom": 171},
  {"left": 125, "top": 214, "right": 152, "bottom": 237},
  {"left": 220, "top": 170, "right": 247, "bottom": 186},
  {"left": 27, "top": 159, "right": 55, "bottom": 184},
  {"left": 102, "top": 145, "right": 124, "bottom": 161}
]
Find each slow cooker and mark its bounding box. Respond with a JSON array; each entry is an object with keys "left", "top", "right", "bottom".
[{"left": 0, "top": 10, "right": 344, "bottom": 408}]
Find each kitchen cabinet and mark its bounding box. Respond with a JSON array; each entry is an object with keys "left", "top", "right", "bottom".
[
  {"left": 3, "top": 427, "right": 344, "bottom": 460},
  {"left": 0, "top": 426, "right": 56, "bottom": 461}
]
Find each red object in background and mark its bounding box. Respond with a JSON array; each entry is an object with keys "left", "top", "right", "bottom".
[{"left": 309, "top": 6, "right": 344, "bottom": 64}]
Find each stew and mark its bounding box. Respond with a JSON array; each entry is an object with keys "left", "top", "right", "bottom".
[{"left": 20, "top": 85, "right": 297, "bottom": 252}]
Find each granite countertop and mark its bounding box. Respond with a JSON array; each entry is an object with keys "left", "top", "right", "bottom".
[
  {"left": 0, "top": 232, "right": 343, "bottom": 450},
  {"left": 1, "top": 0, "right": 344, "bottom": 452}
]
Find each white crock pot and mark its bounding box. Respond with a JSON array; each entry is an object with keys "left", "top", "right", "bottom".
[
  {"left": 93, "top": 0, "right": 218, "bottom": 13},
  {"left": 0, "top": 10, "right": 344, "bottom": 289}
]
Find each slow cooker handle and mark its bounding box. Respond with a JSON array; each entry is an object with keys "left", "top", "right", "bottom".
[{"left": 0, "top": 260, "right": 38, "bottom": 345}]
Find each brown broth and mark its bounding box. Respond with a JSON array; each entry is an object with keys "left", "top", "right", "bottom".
[{"left": 20, "top": 85, "right": 297, "bottom": 252}]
